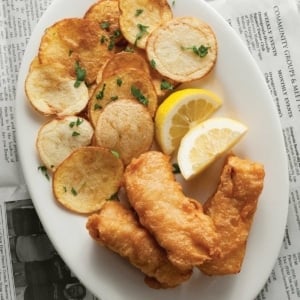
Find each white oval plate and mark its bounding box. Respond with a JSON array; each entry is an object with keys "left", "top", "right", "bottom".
[{"left": 16, "top": 0, "right": 289, "bottom": 299}]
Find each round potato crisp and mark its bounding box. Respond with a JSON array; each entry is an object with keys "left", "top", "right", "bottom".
[
  {"left": 53, "top": 146, "right": 124, "bottom": 214},
  {"left": 94, "top": 99, "right": 154, "bottom": 165},
  {"left": 146, "top": 17, "right": 218, "bottom": 82},
  {"left": 36, "top": 116, "right": 94, "bottom": 171}
]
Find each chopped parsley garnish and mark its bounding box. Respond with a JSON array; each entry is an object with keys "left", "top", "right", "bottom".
[
  {"left": 72, "top": 131, "right": 80, "bottom": 137},
  {"left": 172, "top": 163, "right": 181, "bottom": 174},
  {"left": 63, "top": 186, "right": 67, "bottom": 192},
  {"left": 134, "top": 24, "right": 149, "bottom": 46},
  {"left": 160, "top": 79, "right": 174, "bottom": 90},
  {"left": 71, "top": 187, "right": 78, "bottom": 196},
  {"left": 172, "top": 0, "right": 176, "bottom": 6},
  {"left": 131, "top": 85, "right": 148, "bottom": 106},
  {"left": 69, "top": 118, "right": 83, "bottom": 128},
  {"left": 96, "top": 84, "right": 106, "bottom": 100},
  {"left": 150, "top": 59, "right": 156, "bottom": 69},
  {"left": 38, "top": 165, "right": 49, "bottom": 180},
  {"left": 124, "top": 46, "right": 134, "bottom": 53},
  {"left": 94, "top": 103, "right": 102, "bottom": 110},
  {"left": 182, "top": 45, "right": 210, "bottom": 58},
  {"left": 74, "top": 61, "right": 86, "bottom": 88},
  {"left": 135, "top": 9, "right": 143, "bottom": 17},
  {"left": 100, "top": 21, "right": 110, "bottom": 30},
  {"left": 111, "top": 95, "right": 118, "bottom": 101},
  {"left": 111, "top": 150, "right": 120, "bottom": 158},
  {"left": 116, "top": 77, "right": 122, "bottom": 86},
  {"left": 100, "top": 35, "right": 108, "bottom": 44}
]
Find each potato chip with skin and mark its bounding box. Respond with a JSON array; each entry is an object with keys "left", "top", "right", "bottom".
[
  {"left": 96, "top": 51, "right": 151, "bottom": 84},
  {"left": 88, "top": 68, "right": 157, "bottom": 127},
  {"left": 53, "top": 146, "right": 124, "bottom": 214},
  {"left": 119, "top": 0, "right": 173, "bottom": 49},
  {"left": 36, "top": 116, "right": 94, "bottom": 171},
  {"left": 38, "top": 18, "right": 115, "bottom": 85},
  {"left": 84, "top": 0, "right": 126, "bottom": 48},
  {"left": 25, "top": 60, "right": 89, "bottom": 117},
  {"left": 94, "top": 99, "right": 154, "bottom": 165},
  {"left": 146, "top": 17, "right": 218, "bottom": 82}
]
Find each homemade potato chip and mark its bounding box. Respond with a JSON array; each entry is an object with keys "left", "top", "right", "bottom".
[
  {"left": 53, "top": 146, "right": 124, "bottom": 214},
  {"left": 84, "top": 0, "right": 126, "bottom": 48},
  {"left": 36, "top": 116, "right": 94, "bottom": 171},
  {"left": 38, "top": 18, "right": 115, "bottom": 84},
  {"left": 25, "top": 61, "right": 89, "bottom": 116},
  {"left": 96, "top": 51, "right": 150, "bottom": 84},
  {"left": 119, "top": 0, "right": 172, "bottom": 49},
  {"left": 94, "top": 99, "right": 154, "bottom": 165},
  {"left": 146, "top": 17, "right": 218, "bottom": 82},
  {"left": 88, "top": 68, "right": 157, "bottom": 127}
]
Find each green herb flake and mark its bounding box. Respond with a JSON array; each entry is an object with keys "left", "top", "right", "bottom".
[
  {"left": 182, "top": 45, "right": 210, "bottom": 58},
  {"left": 100, "top": 21, "right": 110, "bottom": 30},
  {"left": 135, "top": 9, "right": 143, "bottom": 17},
  {"left": 172, "top": 163, "right": 181, "bottom": 174},
  {"left": 172, "top": 0, "right": 176, "bottom": 6},
  {"left": 160, "top": 79, "right": 174, "bottom": 91},
  {"left": 131, "top": 85, "right": 148, "bottom": 106},
  {"left": 74, "top": 61, "right": 86, "bottom": 88},
  {"left": 71, "top": 187, "right": 78, "bottom": 196},
  {"left": 116, "top": 78, "right": 122, "bottom": 87},
  {"left": 134, "top": 24, "right": 149, "bottom": 46},
  {"left": 96, "top": 84, "right": 106, "bottom": 100},
  {"left": 94, "top": 103, "right": 102, "bottom": 110},
  {"left": 111, "top": 150, "right": 120, "bottom": 159},
  {"left": 68, "top": 49, "right": 73, "bottom": 56},
  {"left": 72, "top": 131, "right": 80, "bottom": 137},
  {"left": 63, "top": 186, "right": 67, "bottom": 192},
  {"left": 106, "top": 192, "right": 119, "bottom": 201},
  {"left": 110, "top": 95, "right": 118, "bottom": 101},
  {"left": 124, "top": 46, "right": 134, "bottom": 53},
  {"left": 69, "top": 118, "right": 83, "bottom": 128},
  {"left": 150, "top": 59, "right": 156, "bottom": 69},
  {"left": 38, "top": 165, "right": 50, "bottom": 180},
  {"left": 100, "top": 35, "right": 108, "bottom": 44}
]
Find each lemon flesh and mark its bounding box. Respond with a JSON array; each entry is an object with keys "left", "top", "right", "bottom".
[
  {"left": 177, "top": 117, "right": 248, "bottom": 180},
  {"left": 155, "top": 88, "right": 222, "bottom": 155}
]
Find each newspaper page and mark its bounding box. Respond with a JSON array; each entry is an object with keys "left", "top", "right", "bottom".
[
  {"left": 208, "top": 0, "right": 300, "bottom": 299},
  {"left": 1, "top": 0, "right": 300, "bottom": 299}
]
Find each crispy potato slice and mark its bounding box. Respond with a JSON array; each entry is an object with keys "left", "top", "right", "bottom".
[
  {"left": 53, "top": 146, "right": 124, "bottom": 214},
  {"left": 38, "top": 18, "right": 115, "bottom": 85},
  {"left": 146, "top": 17, "right": 218, "bottom": 82},
  {"left": 36, "top": 116, "right": 94, "bottom": 171},
  {"left": 96, "top": 51, "right": 150, "bottom": 84},
  {"left": 94, "top": 99, "right": 154, "bottom": 165},
  {"left": 88, "top": 68, "right": 157, "bottom": 127},
  {"left": 25, "top": 61, "right": 89, "bottom": 116},
  {"left": 119, "top": 0, "right": 172, "bottom": 49},
  {"left": 84, "top": 0, "right": 126, "bottom": 48}
]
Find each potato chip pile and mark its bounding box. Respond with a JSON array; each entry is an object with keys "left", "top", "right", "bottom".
[{"left": 25, "top": 0, "right": 218, "bottom": 213}]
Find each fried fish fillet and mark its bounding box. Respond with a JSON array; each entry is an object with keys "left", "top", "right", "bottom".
[
  {"left": 199, "top": 155, "right": 265, "bottom": 275},
  {"left": 124, "top": 151, "right": 220, "bottom": 271},
  {"left": 86, "top": 201, "right": 192, "bottom": 288}
]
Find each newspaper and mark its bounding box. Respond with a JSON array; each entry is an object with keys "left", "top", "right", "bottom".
[{"left": 0, "top": 0, "right": 300, "bottom": 299}]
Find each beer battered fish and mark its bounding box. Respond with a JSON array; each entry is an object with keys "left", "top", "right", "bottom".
[
  {"left": 86, "top": 201, "right": 192, "bottom": 288},
  {"left": 124, "top": 151, "right": 220, "bottom": 271},
  {"left": 199, "top": 155, "right": 265, "bottom": 275}
]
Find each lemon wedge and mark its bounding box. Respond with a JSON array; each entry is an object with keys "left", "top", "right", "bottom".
[
  {"left": 177, "top": 117, "right": 248, "bottom": 180},
  {"left": 155, "top": 88, "right": 222, "bottom": 155}
]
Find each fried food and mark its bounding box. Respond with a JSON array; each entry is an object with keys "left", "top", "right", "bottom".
[
  {"left": 146, "top": 17, "right": 217, "bottom": 82},
  {"left": 84, "top": 0, "right": 125, "bottom": 47},
  {"left": 96, "top": 51, "right": 150, "bottom": 84},
  {"left": 53, "top": 146, "right": 124, "bottom": 214},
  {"left": 119, "top": 0, "right": 173, "bottom": 49},
  {"left": 87, "top": 201, "right": 192, "bottom": 288},
  {"left": 38, "top": 18, "right": 114, "bottom": 84},
  {"left": 124, "top": 151, "right": 220, "bottom": 271},
  {"left": 88, "top": 68, "right": 157, "bottom": 127},
  {"left": 199, "top": 155, "right": 265, "bottom": 275},
  {"left": 36, "top": 116, "right": 93, "bottom": 171},
  {"left": 25, "top": 60, "right": 89, "bottom": 116},
  {"left": 94, "top": 99, "right": 154, "bottom": 165}
]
